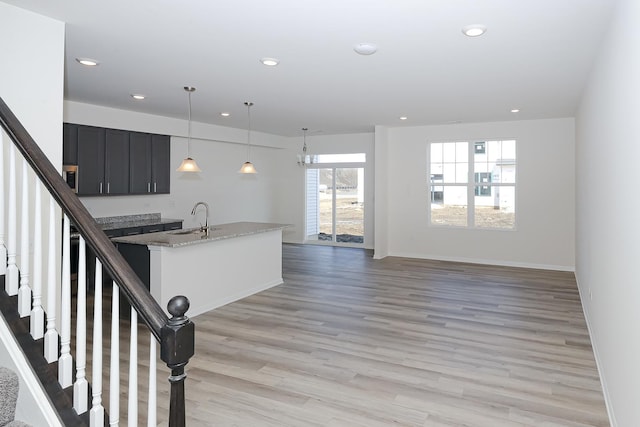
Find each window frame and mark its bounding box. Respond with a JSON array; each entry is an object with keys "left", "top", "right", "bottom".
[{"left": 427, "top": 139, "right": 517, "bottom": 230}]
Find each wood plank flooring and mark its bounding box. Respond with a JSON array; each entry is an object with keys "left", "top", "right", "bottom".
[{"left": 98, "top": 244, "right": 609, "bottom": 426}]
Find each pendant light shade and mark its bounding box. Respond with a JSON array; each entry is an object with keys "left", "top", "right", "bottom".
[
  {"left": 239, "top": 161, "right": 257, "bottom": 174},
  {"left": 176, "top": 157, "right": 201, "bottom": 172},
  {"left": 177, "top": 86, "right": 202, "bottom": 172},
  {"left": 239, "top": 101, "right": 257, "bottom": 174}
]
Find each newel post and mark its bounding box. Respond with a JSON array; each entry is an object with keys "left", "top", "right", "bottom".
[{"left": 161, "top": 296, "right": 195, "bottom": 427}]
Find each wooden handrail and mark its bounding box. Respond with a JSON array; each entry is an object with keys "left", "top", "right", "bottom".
[
  {"left": 1, "top": 96, "right": 195, "bottom": 426},
  {"left": 0, "top": 96, "right": 168, "bottom": 338}
]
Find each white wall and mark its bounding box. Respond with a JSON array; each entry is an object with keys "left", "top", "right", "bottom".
[
  {"left": 0, "top": 3, "right": 65, "bottom": 425},
  {"left": 1, "top": 1, "right": 65, "bottom": 283},
  {"left": 575, "top": 0, "right": 639, "bottom": 425},
  {"left": 378, "top": 118, "right": 575, "bottom": 270},
  {"left": 374, "top": 126, "right": 390, "bottom": 258},
  {"left": 0, "top": 3, "right": 65, "bottom": 165},
  {"left": 1, "top": 2, "right": 65, "bottom": 286}
]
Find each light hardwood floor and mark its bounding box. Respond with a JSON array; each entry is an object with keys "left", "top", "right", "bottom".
[{"left": 99, "top": 244, "right": 609, "bottom": 426}]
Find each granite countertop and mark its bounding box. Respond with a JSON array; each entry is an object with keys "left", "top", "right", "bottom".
[
  {"left": 111, "top": 221, "right": 290, "bottom": 248},
  {"left": 71, "top": 213, "right": 184, "bottom": 238},
  {"left": 94, "top": 213, "right": 183, "bottom": 231}
]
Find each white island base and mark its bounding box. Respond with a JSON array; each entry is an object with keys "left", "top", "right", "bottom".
[{"left": 113, "top": 222, "right": 288, "bottom": 318}]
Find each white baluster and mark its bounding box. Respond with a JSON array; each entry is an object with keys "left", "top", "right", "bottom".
[
  {"left": 73, "top": 237, "right": 88, "bottom": 414},
  {"left": 90, "top": 259, "right": 105, "bottom": 427},
  {"left": 58, "top": 215, "right": 73, "bottom": 387},
  {"left": 6, "top": 143, "right": 18, "bottom": 295},
  {"left": 30, "top": 181, "right": 44, "bottom": 339},
  {"left": 18, "top": 159, "right": 31, "bottom": 317},
  {"left": 43, "top": 196, "right": 58, "bottom": 363},
  {"left": 109, "top": 281, "right": 120, "bottom": 427},
  {"left": 0, "top": 131, "right": 6, "bottom": 276},
  {"left": 128, "top": 310, "right": 138, "bottom": 427},
  {"left": 147, "top": 334, "right": 157, "bottom": 427}
]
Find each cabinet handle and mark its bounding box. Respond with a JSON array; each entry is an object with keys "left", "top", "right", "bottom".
[
  {"left": 147, "top": 183, "right": 150, "bottom": 193},
  {"left": 107, "top": 182, "right": 110, "bottom": 194},
  {"left": 99, "top": 182, "right": 103, "bottom": 194},
  {"left": 154, "top": 182, "right": 157, "bottom": 193}
]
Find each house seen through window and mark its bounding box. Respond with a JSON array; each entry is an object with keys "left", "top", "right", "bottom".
[{"left": 429, "top": 140, "right": 516, "bottom": 229}]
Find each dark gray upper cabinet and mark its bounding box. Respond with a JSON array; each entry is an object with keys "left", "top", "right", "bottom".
[
  {"left": 129, "top": 132, "right": 152, "bottom": 194},
  {"left": 63, "top": 123, "right": 78, "bottom": 165},
  {"left": 77, "top": 126, "right": 106, "bottom": 195},
  {"left": 129, "top": 132, "right": 170, "bottom": 194},
  {"left": 151, "top": 134, "right": 170, "bottom": 194},
  {"left": 105, "top": 129, "right": 130, "bottom": 195},
  {"left": 65, "top": 123, "right": 170, "bottom": 196}
]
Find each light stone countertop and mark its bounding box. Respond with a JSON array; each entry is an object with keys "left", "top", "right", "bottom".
[
  {"left": 97, "top": 216, "right": 183, "bottom": 231},
  {"left": 111, "top": 221, "right": 290, "bottom": 248},
  {"left": 71, "top": 213, "right": 183, "bottom": 238}
]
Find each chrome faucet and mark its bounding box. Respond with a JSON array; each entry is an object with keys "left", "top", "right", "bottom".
[{"left": 191, "top": 201, "right": 210, "bottom": 233}]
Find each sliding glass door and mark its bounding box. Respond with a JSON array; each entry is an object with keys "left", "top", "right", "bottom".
[{"left": 306, "top": 165, "right": 364, "bottom": 245}]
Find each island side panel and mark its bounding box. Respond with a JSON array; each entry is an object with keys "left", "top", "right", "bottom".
[
  {"left": 117, "top": 242, "right": 151, "bottom": 318},
  {"left": 149, "top": 229, "right": 284, "bottom": 317}
]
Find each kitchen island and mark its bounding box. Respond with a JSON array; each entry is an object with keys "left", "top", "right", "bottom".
[{"left": 112, "top": 222, "right": 289, "bottom": 317}]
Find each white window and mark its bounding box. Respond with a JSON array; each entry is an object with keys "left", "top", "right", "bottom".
[{"left": 429, "top": 140, "right": 516, "bottom": 229}]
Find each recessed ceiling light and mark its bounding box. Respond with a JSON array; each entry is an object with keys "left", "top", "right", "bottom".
[
  {"left": 399, "top": 116, "right": 408, "bottom": 121},
  {"left": 75, "top": 58, "right": 99, "bottom": 67},
  {"left": 260, "top": 57, "right": 279, "bottom": 66},
  {"left": 354, "top": 43, "right": 378, "bottom": 55},
  {"left": 220, "top": 112, "right": 230, "bottom": 117},
  {"left": 462, "top": 25, "right": 487, "bottom": 37},
  {"left": 511, "top": 109, "right": 520, "bottom": 113},
  {"left": 130, "top": 94, "right": 145, "bottom": 100}
]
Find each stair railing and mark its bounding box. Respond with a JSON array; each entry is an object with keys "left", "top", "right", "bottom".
[{"left": 0, "top": 96, "right": 194, "bottom": 427}]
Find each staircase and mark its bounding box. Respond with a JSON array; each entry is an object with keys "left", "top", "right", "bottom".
[{"left": 0, "top": 96, "right": 195, "bottom": 426}]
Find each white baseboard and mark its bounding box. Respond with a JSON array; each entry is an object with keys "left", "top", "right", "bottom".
[
  {"left": 574, "top": 272, "right": 617, "bottom": 427},
  {"left": 386, "top": 251, "right": 575, "bottom": 272}
]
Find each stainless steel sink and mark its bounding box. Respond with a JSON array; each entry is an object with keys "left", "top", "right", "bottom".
[{"left": 169, "top": 227, "right": 218, "bottom": 236}]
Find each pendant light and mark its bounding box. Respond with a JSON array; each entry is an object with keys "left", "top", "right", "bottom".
[
  {"left": 239, "top": 101, "right": 257, "bottom": 174},
  {"left": 176, "top": 86, "right": 202, "bottom": 172},
  {"left": 297, "top": 127, "right": 310, "bottom": 166}
]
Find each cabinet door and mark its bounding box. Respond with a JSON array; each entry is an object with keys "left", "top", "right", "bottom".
[
  {"left": 105, "top": 129, "right": 130, "bottom": 195},
  {"left": 103, "top": 229, "right": 123, "bottom": 239},
  {"left": 62, "top": 123, "right": 78, "bottom": 165},
  {"left": 120, "top": 226, "right": 143, "bottom": 236},
  {"left": 77, "top": 126, "right": 105, "bottom": 195},
  {"left": 163, "top": 221, "right": 183, "bottom": 231},
  {"left": 151, "top": 134, "right": 170, "bottom": 194},
  {"left": 142, "top": 224, "right": 164, "bottom": 234},
  {"left": 129, "top": 132, "right": 152, "bottom": 194}
]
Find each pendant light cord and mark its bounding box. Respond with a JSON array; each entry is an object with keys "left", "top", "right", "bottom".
[
  {"left": 303, "top": 128, "right": 308, "bottom": 155},
  {"left": 187, "top": 90, "right": 192, "bottom": 157},
  {"left": 245, "top": 102, "right": 253, "bottom": 161}
]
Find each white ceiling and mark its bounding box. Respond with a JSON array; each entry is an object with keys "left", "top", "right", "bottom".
[{"left": 4, "top": 0, "right": 616, "bottom": 137}]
